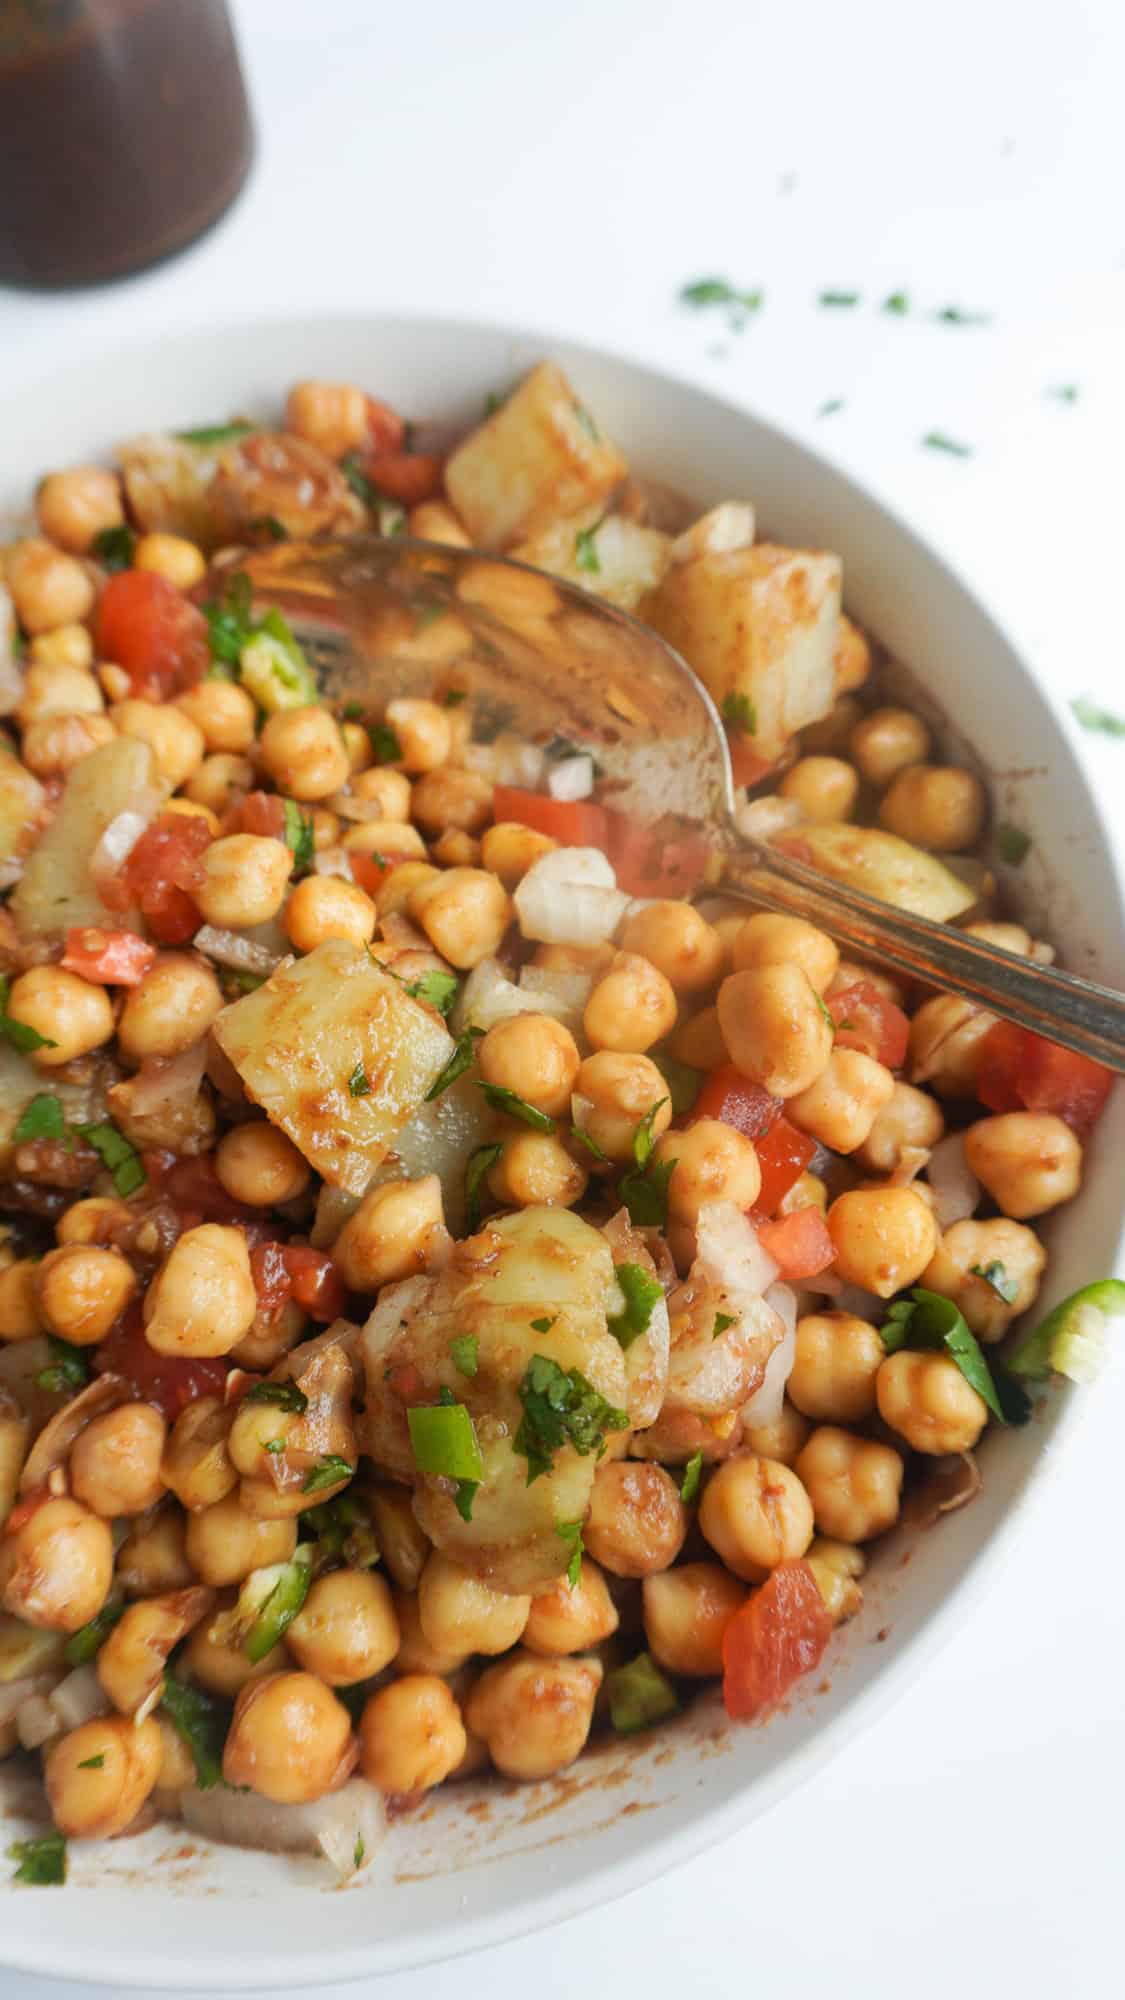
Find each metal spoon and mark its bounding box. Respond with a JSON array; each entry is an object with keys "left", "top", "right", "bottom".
[{"left": 235, "top": 534, "right": 1125, "bottom": 1075}]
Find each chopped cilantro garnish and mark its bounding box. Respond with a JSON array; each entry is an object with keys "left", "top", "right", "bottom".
[
  {"left": 92, "top": 524, "right": 135, "bottom": 572},
  {"left": 879, "top": 1287, "right": 1017, "bottom": 1423},
  {"left": 12, "top": 1092, "right": 65, "bottom": 1144},
  {"left": 0, "top": 976, "right": 57, "bottom": 1053},
  {"left": 450, "top": 1334, "right": 479, "bottom": 1378},
  {"left": 245, "top": 1555, "right": 311, "bottom": 1663},
  {"left": 74, "top": 1120, "right": 145, "bottom": 1197},
  {"left": 8, "top": 1833, "right": 66, "bottom": 1885},
  {"left": 556, "top": 1517, "right": 585, "bottom": 1588},
  {"left": 575, "top": 525, "right": 601, "bottom": 574},
  {"left": 608, "top": 1264, "right": 663, "bottom": 1350},
  {"left": 970, "top": 1261, "right": 1019, "bottom": 1305},
  {"left": 819, "top": 289, "right": 860, "bottom": 307},
  {"left": 882, "top": 291, "right": 909, "bottom": 315},
  {"left": 1046, "top": 383, "right": 1079, "bottom": 404},
  {"left": 817, "top": 397, "right": 845, "bottom": 418},
  {"left": 995, "top": 822, "right": 1031, "bottom": 866},
  {"left": 632, "top": 1099, "right": 668, "bottom": 1170},
  {"left": 680, "top": 1450, "right": 704, "bottom": 1503},
  {"left": 176, "top": 420, "right": 256, "bottom": 447},
  {"left": 160, "top": 1675, "right": 227, "bottom": 1790},
  {"left": 348, "top": 1061, "right": 371, "bottom": 1097},
  {"left": 1071, "top": 695, "right": 1125, "bottom": 738},
  {"left": 64, "top": 1599, "right": 123, "bottom": 1665},
  {"left": 712, "top": 1310, "right": 736, "bottom": 1340},
  {"left": 405, "top": 969, "right": 459, "bottom": 1017},
  {"left": 302, "top": 1456, "right": 355, "bottom": 1494},
  {"left": 282, "top": 798, "right": 315, "bottom": 872},
  {"left": 425, "top": 1026, "right": 483, "bottom": 1102},
  {"left": 530, "top": 1315, "right": 556, "bottom": 1334},
  {"left": 77, "top": 1754, "right": 105, "bottom": 1770},
  {"left": 249, "top": 514, "right": 287, "bottom": 542},
  {"left": 922, "top": 431, "right": 973, "bottom": 457},
  {"left": 203, "top": 569, "right": 255, "bottom": 666},
  {"left": 933, "top": 306, "right": 991, "bottom": 326},
  {"left": 571, "top": 1123, "right": 609, "bottom": 1163},
  {"left": 340, "top": 453, "right": 376, "bottom": 505},
  {"left": 514, "top": 1355, "right": 628, "bottom": 1484},
  {"left": 679, "top": 277, "right": 763, "bottom": 313},
  {"left": 38, "top": 1336, "right": 92, "bottom": 1398},
  {"left": 367, "top": 721, "right": 402, "bottom": 765},
  {"left": 618, "top": 1154, "right": 676, "bottom": 1229},
  {"left": 454, "top": 1479, "right": 478, "bottom": 1521},
  {"left": 465, "top": 1140, "right": 502, "bottom": 1230},
  {"left": 354, "top": 1834, "right": 366, "bottom": 1868},
  {"left": 478, "top": 1081, "right": 555, "bottom": 1131},
  {"left": 484, "top": 391, "right": 503, "bottom": 416},
  {"left": 721, "top": 691, "right": 757, "bottom": 735},
  {"left": 443, "top": 688, "right": 467, "bottom": 707},
  {"left": 244, "top": 1380, "right": 309, "bottom": 1413}
]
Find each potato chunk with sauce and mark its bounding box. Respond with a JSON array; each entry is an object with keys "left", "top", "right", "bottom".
[
  {"left": 445, "top": 363, "right": 627, "bottom": 549},
  {"left": 211, "top": 939, "right": 454, "bottom": 1193}
]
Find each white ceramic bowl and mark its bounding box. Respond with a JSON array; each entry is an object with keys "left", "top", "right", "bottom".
[{"left": 2, "top": 314, "right": 1123, "bottom": 1990}]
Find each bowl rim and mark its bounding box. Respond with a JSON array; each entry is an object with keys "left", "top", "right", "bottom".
[{"left": 1, "top": 306, "right": 1122, "bottom": 1990}]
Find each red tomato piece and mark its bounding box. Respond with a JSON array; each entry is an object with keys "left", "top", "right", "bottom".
[
  {"left": 60, "top": 927, "right": 157, "bottom": 987},
  {"left": 281, "top": 1245, "right": 346, "bottom": 1322},
  {"left": 722, "top": 1559, "right": 834, "bottom": 1720},
  {"left": 94, "top": 1302, "right": 228, "bottom": 1419},
  {"left": 757, "top": 1206, "right": 835, "bottom": 1280},
  {"left": 116, "top": 812, "right": 211, "bottom": 945},
  {"left": 349, "top": 850, "right": 417, "bottom": 897},
  {"left": 728, "top": 739, "right": 774, "bottom": 789},
  {"left": 603, "top": 807, "right": 712, "bottom": 899},
  {"left": 364, "top": 398, "right": 406, "bottom": 455},
  {"left": 692, "top": 1064, "right": 781, "bottom": 1140},
  {"left": 491, "top": 785, "right": 609, "bottom": 849},
  {"left": 977, "top": 1021, "right": 1113, "bottom": 1140},
  {"left": 230, "top": 790, "right": 287, "bottom": 840},
  {"left": 366, "top": 452, "right": 443, "bottom": 505},
  {"left": 144, "top": 1152, "right": 255, "bottom": 1226},
  {"left": 751, "top": 1116, "right": 816, "bottom": 1218},
  {"left": 95, "top": 569, "right": 210, "bottom": 701},
  {"left": 826, "top": 980, "right": 910, "bottom": 1069}
]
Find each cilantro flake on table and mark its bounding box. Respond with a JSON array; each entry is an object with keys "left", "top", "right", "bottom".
[{"left": 1071, "top": 695, "right": 1125, "bottom": 738}]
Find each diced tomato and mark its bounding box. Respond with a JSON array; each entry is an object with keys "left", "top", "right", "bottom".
[
  {"left": 722, "top": 1559, "right": 834, "bottom": 1720},
  {"left": 282, "top": 1245, "right": 346, "bottom": 1322},
  {"left": 349, "top": 850, "right": 417, "bottom": 897},
  {"left": 95, "top": 569, "right": 210, "bottom": 701},
  {"left": 826, "top": 980, "right": 910, "bottom": 1069},
  {"left": 364, "top": 398, "right": 406, "bottom": 455},
  {"left": 751, "top": 1116, "right": 817, "bottom": 1218},
  {"left": 366, "top": 452, "right": 443, "bottom": 506},
  {"left": 144, "top": 1152, "right": 255, "bottom": 1226},
  {"left": 728, "top": 739, "right": 774, "bottom": 789},
  {"left": 112, "top": 812, "right": 211, "bottom": 945},
  {"left": 229, "top": 790, "right": 287, "bottom": 840},
  {"left": 491, "top": 785, "right": 609, "bottom": 849},
  {"left": 603, "top": 807, "right": 712, "bottom": 899},
  {"left": 387, "top": 1360, "right": 425, "bottom": 1403},
  {"left": 757, "top": 1206, "right": 835, "bottom": 1280},
  {"left": 977, "top": 1020, "right": 1113, "bottom": 1140},
  {"left": 94, "top": 1302, "right": 228, "bottom": 1419},
  {"left": 60, "top": 927, "right": 157, "bottom": 987},
  {"left": 692, "top": 1064, "right": 781, "bottom": 1140}
]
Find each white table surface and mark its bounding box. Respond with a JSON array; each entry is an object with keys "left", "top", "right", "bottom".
[{"left": 3, "top": 1, "right": 1124, "bottom": 1992}]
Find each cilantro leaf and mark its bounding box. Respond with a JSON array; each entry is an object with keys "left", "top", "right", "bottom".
[
  {"left": 282, "top": 798, "right": 315, "bottom": 872},
  {"left": 575, "top": 525, "right": 601, "bottom": 574},
  {"left": 478, "top": 1081, "right": 555, "bottom": 1132},
  {"left": 817, "top": 397, "right": 846, "bottom": 418},
  {"left": 632, "top": 1099, "right": 669, "bottom": 1170},
  {"left": 8, "top": 1833, "right": 66, "bottom": 1885},
  {"left": 77, "top": 1753, "right": 105, "bottom": 1770},
  {"left": 879, "top": 1287, "right": 1008, "bottom": 1422},
  {"left": 465, "top": 1140, "right": 502, "bottom": 1230},
  {"left": 819, "top": 289, "right": 860, "bottom": 307},
  {"left": 176, "top": 421, "right": 256, "bottom": 447},
  {"left": 454, "top": 1479, "right": 478, "bottom": 1521},
  {"left": 970, "top": 1260, "right": 1019, "bottom": 1305},
  {"left": 302, "top": 1455, "right": 355, "bottom": 1494},
  {"left": 933, "top": 306, "right": 991, "bottom": 326},
  {"left": 12, "top": 1093, "right": 65, "bottom": 1144},
  {"left": 425, "top": 1026, "right": 483, "bottom": 1102},
  {"left": 721, "top": 691, "right": 757, "bottom": 735},
  {"left": 74, "top": 1120, "right": 145, "bottom": 1197},
  {"left": 203, "top": 569, "right": 255, "bottom": 666},
  {"left": 530, "top": 1316, "right": 556, "bottom": 1334},
  {"left": 160, "top": 1675, "right": 227, "bottom": 1790},
  {"left": 712, "top": 1310, "right": 736, "bottom": 1340},
  {"left": 1071, "top": 695, "right": 1125, "bottom": 738},
  {"left": 1046, "top": 383, "right": 1079, "bottom": 404},
  {"left": 514, "top": 1355, "right": 628, "bottom": 1484},
  {"left": 348, "top": 1061, "right": 371, "bottom": 1097},
  {"left": 680, "top": 1450, "right": 704, "bottom": 1503},
  {"left": 618, "top": 1155, "right": 676, "bottom": 1229},
  {"left": 556, "top": 1517, "right": 585, "bottom": 1588},
  {"left": 0, "top": 976, "right": 57, "bottom": 1053},
  {"left": 37, "top": 1336, "right": 92, "bottom": 1398},
  {"left": 367, "top": 721, "right": 402, "bottom": 765},
  {"left": 405, "top": 969, "right": 459, "bottom": 1017},
  {"left": 354, "top": 1834, "right": 366, "bottom": 1868},
  {"left": 443, "top": 688, "right": 467, "bottom": 708},
  {"left": 995, "top": 822, "right": 1031, "bottom": 866},
  {"left": 64, "top": 1599, "right": 123, "bottom": 1666},
  {"left": 882, "top": 291, "right": 909, "bottom": 315},
  {"left": 679, "top": 278, "right": 763, "bottom": 313},
  {"left": 608, "top": 1264, "right": 663, "bottom": 1350},
  {"left": 340, "top": 453, "right": 376, "bottom": 505},
  {"left": 922, "top": 431, "right": 973, "bottom": 457},
  {"left": 570, "top": 1123, "right": 609, "bottom": 1163},
  {"left": 92, "top": 524, "right": 135, "bottom": 572},
  {"left": 450, "top": 1334, "right": 479, "bottom": 1378},
  {"left": 244, "top": 1380, "right": 309, "bottom": 1413}
]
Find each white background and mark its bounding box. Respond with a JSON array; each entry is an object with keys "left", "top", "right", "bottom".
[{"left": 3, "top": 0, "right": 1125, "bottom": 1993}]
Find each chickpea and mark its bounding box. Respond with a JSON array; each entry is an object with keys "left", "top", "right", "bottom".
[
  {"left": 340, "top": 719, "right": 372, "bottom": 773},
  {"left": 410, "top": 766, "right": 493, "bottom": 837},
  {"left": 833, "top": 615, "right": 872, "bottom": 694},
  {"left": 431, "top": 828, "right": 480, "bottom": 868},
  {"left": 369, "top": 1486, "right": 430, "bottom": 1593},
  {"left": 54, "top": 1198, "right": 129, "bottom": 1249},
  {"left": 856, "top": 1080, "right": 945, "bottom": 1175},
  {"left": 922, "top": 1217, "right": 1047, "bottom": 1342},
  {"left": 155, "top": 1713, "right": 197, "bottom": 1792},
  {"left": 36, "top": 465, "right": 122, "bottom": 552},
  {"left": 109, "top": 699, "right": 205, "bottom": 790},
  {"left": 965, "top": 1110, "right": 1082, "bottom": 1216},
  {"left": 45, "top": 1715, "right": 162, "bottom": 1839},
  {"left": 743, "top": 1401, "right": 811, "bottom": 1466},
  {"left": 0, "top": 1496, "right": 113, "bottom": 1631},
  {"left": 0, "top": 1260, "right": 43, "bottom": 1342},
  {"left": 96, "top": 1586, "right": 212, "bottom": 1715},
  {"left": 214, "top": 1123, "right": 310, "bottom": 1208},
  {"left": 116, "top": 953, "right": 223, "bottom": 1064},
  {"left": 618, "top": 902, "right": 725, "bottom": 997},
  {"left": 787, "top": 1312, "right": 885, "bottom": 1424},
  {"left": 650, "top": 1119, "right": 761, "bottom": 1226},
  {"left": 259, "top": 706, "right": 350, "bottom": 801},
  {"left": 117, "top": 1508, "right": 195, "bottom": 1596},
  {"left": 5, "top": 966, "right": 114, "bottom": 1068},
  {"left": 174, "top": 678, "right": 255, "bottom": 752},
  {"left": 34, "top": 1245, "right": 136, "bottom": 1346},
  {"left": 780, "top": 755, "right": 860, "bottom": 824},
  {"left": 352, "top": 764, "right": 413, "bottom": 818},
  {"left": 806, "top": 1537, "right": 866, "bottom": 1625},
  {"left": 730, "top": 913, "right": 839, "bottom": 995},
  {"left": 480, "top": 821, "right": 557, "bottom": 888},
  {"left": 311, "top": 808, "right": 341, "bottom": 850},
  {"left": 907, "top": 994, "right": 994, "bottom": 1097},
  {"left": 409, "top": 500, "right": 471, "bottom": 546},
  {"left": 380, "top": 697, "right": 451, "bottom": 774},
  {"left": 21, "top": 711, "right": 116, "bottom": 777},
  {"left": 787, "top": 1049, "right": 896, "bottom": 1155},
  {"left": 194, "top": 833, "right": 293, "bottom": 930},
  {"left": 583, "top": 951, "right": 677, "bottom": 1055},
  {"left": 98, "top": 662, "right": 131, "bottom": 701},
  {"left": 286, "top": 379, "right": 371, "bottom": 459},
  {"left": 143, "top": 1223, "right": 257, "bottom": 1359},
  {"left": 878, "top": 763, "right": 987, "bottom": 853},
  {"left": 778, "top": 1169, "right": 828, "bottom": 1217},
  {"left": 827, "top": 1186, "right": 938, "bottom": 1297},
  {"left": 668, "top": 1004, "right": 728, "bottom": 1072},
  {"left": 532, "top": 940, "right": 615, "bottom": 976},
  {"left": 829, "top": 960, "right": 906, "bottom": 1008},
  {"left": 877, "top": 1350, "right": 988, "bottom": 1456},
  {"left": 344, "top": 818, "right": 428, "bottom": 862},
  {"left": 333, "top": 1175, "right": 443, "bottom": 1292},
  {"left": 464, "top": 1651, "right": 601, "bottom": 1782},
  {"left": 69, "top": 1401, "right": 167, "bottom": 1518},
  {"left": 287, "top": 1570, "right": 400, "bottom": 1684},
  {"left": 485, "top": 1129, "right": 586, "bottom": 1209},
  {"left": 227, "top": 1397, "right": 301, "bottom": 1480},
  {"left": 794, "top": 1426, "right": 903, "bottom": 1541},
  {"left": 134, "top": 531, "right": 207, "bottom": 590},
  {"left": 848, "top": 706, "right": 931, "bottom": 788},
  {"left": 284, "top": 874, "right": 376, "bottom": 953},
  {"left": 392, "top": 1588, "right": 468, "bottom": 1675},
  {"left": 801, "top": 693, "right": 864, "bottom": 757},
  {"left": 583, "top": 1461, "right": 686, "bottom": 1579},
  {"left": 572, "top": 1051, "right": 672, "bottom": 1163},
  {"left": 184, "top": 751, "right": 255, "bottom": 815},
  {"left": 642, "top": 1562, "right": 747, "bottom": 1676},
  {"left": 29, "top": 622, "right": 93, "bottom": 670},
  {"left": 697, "top": 1454, "right": 814, "bottom": 1582},
  {"left": 184, "top": 1493, "right": 296, "bottom": 1586},
  {"left": 717, "top": 965, "right": 834, "bottom": 1099},
  {"left": 359, "top": 1674, "right": 467, "bottom": 1793},
  {"left": 479, "top": 1014, "right": 580, "bottom": 1118},
  {"left": 418, "top": 1552, "right": 531, "bottom": 1657},
  {"left": 523, "top": 1560, "right": 619, "bottom": 1656},
  {"left": 223, "top": 1670, "right": 355, "bottom": 1803},
  {"left": 7, "top": 537, "right": 95, "bottom": 633},
  {"left": 17, "top": 661, "right": 104, "bottom": 731},
  {"left": 408, "top": 867, "right": 511, "bottom": 968},
  {"left": 181, "top": 1604, "right": 286, "bottom": 1695}
]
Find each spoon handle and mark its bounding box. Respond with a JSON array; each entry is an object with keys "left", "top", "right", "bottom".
[{"left": 721, "top": 844, "right": 1125, "bottom": 1075}]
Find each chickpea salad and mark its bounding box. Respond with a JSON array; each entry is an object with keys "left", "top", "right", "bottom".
[{"left": 0, "top": 360, "right": 1118, "bottom": 1889}]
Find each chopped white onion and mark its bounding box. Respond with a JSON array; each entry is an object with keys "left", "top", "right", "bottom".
[
  {"left": 20, "top": 1373, "right": 130, "bottom": 1492},
  {"left": 462, "top": 737, "right": 544, "bottom": 789},
  {"left": 312, "top": 846, "right": 355, "bottom": 881},
  {"left": 194, "top": 926, "right": 282, "bottom": 976},
  {"left": 0, "top": 585, "right": 20, "bottom": 716},
  {"left": 16, "top": 1690, "right": 60, "bottom": 1751},
  {"left": 0, "top": 858, "right": 23, "bottom": 891},
  {"left": 671, "top": 502, "right": 755, "bottom": 563},
  {"left": 517, "top": 964, "right": 593, "bottom": 1030},
  {"left": 546, "top": 754, "right": 595, "bottom": 802},
  {"left": 89, "top": 809, "right": 153, "bottom": 894},
  {"left": 457, "top": 957, "right": 538, "bottom": 1032},
  {"left": 735, "top": 795, "right": 805, "bottom": 839},
  {"left": 514, "top": 846, "right": 628, "bottom": 946},
  {"left": 180, "top": 1778, "right": 385, "bottom": 1875},
  {"left": 0, "top": 1674, "right": 56, "bottom": 1729},
  {"left": 695, "top": 1201, "right": 779, "bottom": 1300},
  {"left": 926, "top": 1132, "right": 980, "bottom": 1227},
  {"left": 125, "top": 1038, "right": 209, "bottom": 1120},
  {"left": 741, "top": 1281, "right": 798, "bottom": 1429},
  {"left": 49, "top": 1664, "right": 112, "bottom": 1732}
]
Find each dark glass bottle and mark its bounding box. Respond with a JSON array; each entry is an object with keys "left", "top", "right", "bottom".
[{"left": 0, "top": 0, "right": 254, "bottom": 288}]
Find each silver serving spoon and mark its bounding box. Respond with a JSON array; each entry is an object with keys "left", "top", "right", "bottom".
[{"left": 235, "top": 534, "right": 1125, "bottom": 1075}]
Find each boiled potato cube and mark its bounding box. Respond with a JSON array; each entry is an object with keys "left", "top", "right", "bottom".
[
  {"left": 11, "top": 737, "right": 160, "bottom": 939},
  {"left": 212, "top": 939, "right": 455, "bottom": 1193},
  {"left": 643, "top": 542, "right": 842, "bottom": 760},
  {"left": 786, "top": 822, "right": 977, "bottom": 920},
  {"left": 513, "top": 508, "right": 671, "bottom": 612},
  {"left": 445, "top": 363, "right": 627, "bottom": 548}
]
